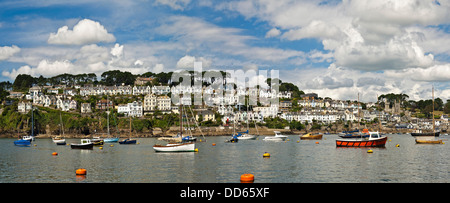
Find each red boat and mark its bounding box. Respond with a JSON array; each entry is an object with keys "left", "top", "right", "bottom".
[{"left": 336, "top": 131, "right": 387, "bottom": 147}]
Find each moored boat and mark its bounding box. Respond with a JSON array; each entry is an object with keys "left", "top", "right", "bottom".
[
  {"left": 415, "top": 139, "right": 443, "bottom": 144},
  {"left": 152, "top": 95, "right": 197, "bottom": 152},
  {"left": 119, "top": 138, "right": 137, "bottom": 144},
  {"left": 104, "top": 137, "right": 119, "bottom": 143},
  {"left": 119, "top": 117, "right": 137, "bottom": 145},
  {"left": 153, "top": 142, "right": 195, "bottom": 152},
  {"left": 14, "top": 139, "right": 31, "bottom": 146},
  {"left": 336, "top": 131, "right": 387, "bottom": 147},
  {"left": 52, "top": 136, "right": 66, "bottom": 145},
  {"left": 236, "top": 130, "right": 257, "bottom": 140},
  {"left": 91, "top": 137, "right": 104, "bottom": 145},
  {"left": 300, "top": 132, "right": 323, "bottom": 140},
  {"left": 410, "top": 130, "right": 440, "bottom": 137},
  {"left": 263, "top": 131, "right": 288, "bottom": 141},
  {"left": 70, "top": 139, "right": 94, "bottom": 149}
]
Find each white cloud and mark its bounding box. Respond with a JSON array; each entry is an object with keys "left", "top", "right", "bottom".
[
  {"left": 155, "top": 0, "right": 191, "bottom": 10},
  {"left": 282, "top": 20, "right": 344, "bottom": 40},
  {"left": 48, "top": 19, "right": 116, "bottom": 45},
  {"left": 153, "top": 64, "right": 164, "bottom": 73},
  {"left": 2, "top": 60, "right": 76, "bottom": 79},
  {"left": 220, "top": 0, "right": 449, "bottom": 71},
  {"left": 110, "top": 43, "right": 124, "bottom": 58},
  {"left": 157, "top": 16, "right": 304, "bottom": 62},
  {"left": 2, "top": 43, "right": 156, "bottom": 80},
  {"left": 176, "top": 55, "right": 211, "bottom": 69},
  {"left": 280, "top": 63, "right": 450, "bottom": 102},
  {"left": 265, "top": 28, "right": 281, "bottom": 38},
  {"left": 0, "top": 45, "right": 20, "bottom": 60},
  {"left": 384, "top": 64, "right": 450, "bottom": 82}
]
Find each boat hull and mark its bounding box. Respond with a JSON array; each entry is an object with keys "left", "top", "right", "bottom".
[
  {"left": 263, "top": 136, "right": 287, "bottom": 141},
  {"left": 53, "top": 139, "right": 66, "bottom": 145},
  {"left": 237, "top": 134, "right": 257, "bottom": 140},
  {"left": 300, "top": 133, "right": 323, "bottom": 140},
  {"left": 415, "top": 139, "right": 443, "bottom": 144},
  {"left": 411, "top": 132, "right": 440, "bottom": 137},
  {"left": 153, "top": 143, "right": 195, "bottom": 152},
  {"left": 70, "top": 143, "right": 94, "bottom": 149},
  {"left": 14, "top": 139, "right": 31, "bottom": 146},
  {"left": 119, "top": 139, "right": 137, "bottom": 144},
  {"left": 104, "top": 138, "right": 119, "bottom": 143},
  {"left": 336, "top": 137, "right": 387, "bottom": 147}
]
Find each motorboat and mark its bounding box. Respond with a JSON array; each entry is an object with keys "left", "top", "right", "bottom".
[
  {"left": 71, "top": 139, "right": 94, "bottom": 149},
  {"left": 52, "top": 136, "right": 66, "bottom": 145},
  {"left": 336, "top": 130, "right": 387, "bottom": 147},
  {"left": 300, "top": 133, "right": 323, "bottom": 140},
  {"left": 263, "top": 131, "right": 288, "bottom": 141},
  {"left": 22, "top": 135, "right": 35, "bottom": 142},
  {"left": 91, "top": 137, "right": 104, "bottom": 145}
]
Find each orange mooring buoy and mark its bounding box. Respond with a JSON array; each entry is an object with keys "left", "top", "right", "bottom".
[
  {"left": 240, "top": 174, "right": 254, "bottom": 183},
  {"left": 76, "top": 168, "right": 87, "bottom": 175},
  {"left": 52, "top": 152, "right": 58, "bottom": 156}
]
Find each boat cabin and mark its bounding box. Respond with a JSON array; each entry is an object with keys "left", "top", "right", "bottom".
[
  {"left": 368, "top": 132, "right": 381, "bottom": 139},
  {"left": 81, "top": 139, "right": 92, "bottom": 144}
]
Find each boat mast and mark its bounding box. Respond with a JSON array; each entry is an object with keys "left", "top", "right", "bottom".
[
  {"left": 31, "top": 106, "right": 34, "bottom": 137},
  {"left": 107, "top": 95, "right": 110, "bottom": 136},
  {"left": 129, "top": 116, "right": 132, "bottom": 139},
  {"left": 60, "top": 112, "right": 64, "bottom": 135},
  {"left": 180, "top": 93, "right": 183, "bottom": 137},
  {"left": 432, "top": 85, "right": 435, "bottom": 133}
]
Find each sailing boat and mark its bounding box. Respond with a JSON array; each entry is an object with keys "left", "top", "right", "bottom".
[
  {"left": 414, "top": 86, "right": 443, "bottom": 144},
  {"left": 104, "top": 102, "right": 119, "bottom": 142},
  {"left": 236, "top": 99, "right": 257, "bottom": 140},
  {"left": 15, "top": 106, "right": 35, "bottom": 146},
  {"left": 153, "top": 94, "right": 195, "bottom": 152},
  {"left": 119, "top": 117, "right": 137, "bottom": 144},
  {"left": 52, "top": 112, "right": 66, "bottom": 145}
]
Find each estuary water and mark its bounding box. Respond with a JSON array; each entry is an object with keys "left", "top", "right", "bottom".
[{"left": 1, "top": 134, "right": 448, "bottom": 183}]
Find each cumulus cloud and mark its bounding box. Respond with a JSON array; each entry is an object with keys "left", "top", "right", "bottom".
[
  {"left": 48, "top": 19, "right": 116, "bottom": 45},
  {"left": 2, "top": 43, "right": 155, "bottom": 80},
  {"left": 0, "top": 45, "right": 20, "bottom": 60},
  {"left": 110, "top": 43, "right": 124, "bottom": 58},
  {"left": 176, "top": 55, "right": 211, "bottom": 69},
  {"left": 384, "top": 64, "right": 450, "bottom": 82},
  {"left": 265, "top": 28, "right": 281, "bottom": 38},
  {"left": 2, "top": 60, "right": 76, "bottom": 79},
  {"left": 220, "top": 0, "right": 449, "bottom": 71},
  {"left": 281, "top": 62, "right": 450, "bottom": 102}
]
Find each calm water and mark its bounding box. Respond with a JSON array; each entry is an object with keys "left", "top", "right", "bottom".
[{"left": 1, "top": 134, "right": 449, "bottom": 183}]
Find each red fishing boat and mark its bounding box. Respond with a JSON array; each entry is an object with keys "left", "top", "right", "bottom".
[{"left": 336, "top": 130, "right": 387, "bottom": 147}]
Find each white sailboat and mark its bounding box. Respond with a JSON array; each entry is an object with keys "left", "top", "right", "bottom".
[
  {"left": 104, "top": 97, "right": 119, "bottom": 143},
  {"left": 237, "top": 98, "right": 257, "bottom": 140},
  {"left": 153, "top": 93, "right": 196, "bottom": 152},
  {"left": 53, "top": 112, "right": 66, "bottom": 145}
]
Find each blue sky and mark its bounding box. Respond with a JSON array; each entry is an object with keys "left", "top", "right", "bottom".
[{"left": 0, "top": 0, "right": 449, "bottom": 102}]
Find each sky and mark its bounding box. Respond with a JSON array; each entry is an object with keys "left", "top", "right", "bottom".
[{"left": 0, "top": 0, "right": 449, "bottom": 102}]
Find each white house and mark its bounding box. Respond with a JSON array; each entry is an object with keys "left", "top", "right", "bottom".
[{"left": 118, "top": 101, "right": 143, "bottom": 117}]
